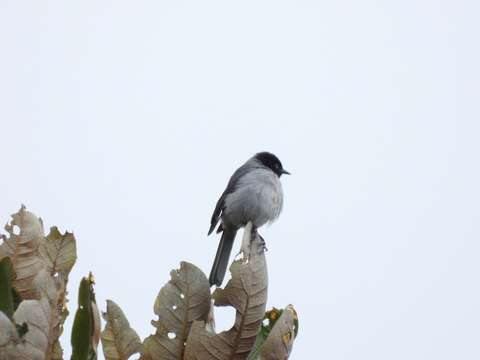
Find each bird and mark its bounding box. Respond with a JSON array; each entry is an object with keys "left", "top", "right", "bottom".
[{"left": 208, "top": 151, "right": 290, "bottom": 286}]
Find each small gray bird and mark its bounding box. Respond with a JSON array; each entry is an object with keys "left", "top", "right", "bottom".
[{"left": 208, "top": 152, "right": 290, "bottom": 286}]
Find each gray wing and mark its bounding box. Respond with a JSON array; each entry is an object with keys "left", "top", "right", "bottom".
[{"left": 208, "top": 164, "right": 252, "bottom": 235}]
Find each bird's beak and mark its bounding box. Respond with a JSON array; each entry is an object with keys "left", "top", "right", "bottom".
[{"left": 281, "top": 169, "right": 291, "bottom": 175}]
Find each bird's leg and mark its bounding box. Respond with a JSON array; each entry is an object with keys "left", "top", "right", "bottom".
[
  {"left": 240, "top": 222, "right": 254, "bottom": 262},
  {"left": 250, "top": 225, "right": 258, "bottom": 243}
]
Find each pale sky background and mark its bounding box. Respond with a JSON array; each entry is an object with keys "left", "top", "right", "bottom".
[{"left": 1, "top": 1, "right": 479, "bottom": 359}]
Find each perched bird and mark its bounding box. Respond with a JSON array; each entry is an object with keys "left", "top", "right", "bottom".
[{"left": 208, "top": 152, "right": 290, "bottom": 286}]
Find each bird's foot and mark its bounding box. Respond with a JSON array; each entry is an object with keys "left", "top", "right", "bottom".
[
  {"left": 257, "top": 234, "right": 268, "bottom": 253},
  {"left": 251, "top": 226, "right": 267, "bottom": 255}
]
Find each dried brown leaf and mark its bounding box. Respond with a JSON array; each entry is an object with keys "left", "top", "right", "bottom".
[
  {"left": 0, "top": 269, "right": 63, "bottom": 360},
  {"left": 50, "top": 340, "right": 64, "bottom": 360},
  {"left": 0, "top": 207, "right": 78, "bottom": 360},
  {"left": 91, "top": 300, "right": 102, "bottom": 356},
  {"left": 184, "top": 227, "right": 268, "bottom": 360},
  {"left": 39, "top": 226, "right": 77, "bottom": 278},
  {"left": 0, "top": 311, "right": 22, "bottom": 359},
  {"left": 101, "top": 300, "right": 141, "bottom": 360},
  {"left": 0, "top": 205, "right": 45, "bottom": 299},
  {"left": 140, "top": 262, "right": 211, "bottom": 360},
  {"left": 258, "top": 305, "right": 297, "bottom": 360},
  {"left": 39, "top": 226, "right": 76, "bottom": 360}
]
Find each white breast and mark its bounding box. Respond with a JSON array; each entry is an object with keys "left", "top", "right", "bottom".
[{"left": 223, "top": 168, "right": 284, "bottom": 228}]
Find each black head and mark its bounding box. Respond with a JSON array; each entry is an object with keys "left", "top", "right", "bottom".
[{"left": 254, "top": 152, "right": 291, "bottom": 177}]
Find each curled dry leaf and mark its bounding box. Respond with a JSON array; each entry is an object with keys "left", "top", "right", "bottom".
[
  {"left": 0, "top": 205, "right": 45, "bottom": 299},
  {"left": 255, "top": 305, "right": 298, "bottom": 360},
  {"left": 140, "top": 262, "right": 211, "bottom": 360},
  {"left": 184, "top": 227, "right": 268, "bottom": 360},
  {"left": 101, "top": 299, "right": 141, "bottom": 360}
]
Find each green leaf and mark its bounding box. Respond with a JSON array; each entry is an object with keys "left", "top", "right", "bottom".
[
  {"left": 11, "top": 287, "right": 22, "bottom": 312},
  {"left": 71, "top": 275, "right": 99, "bottom": 360},
  {"left": 0, "top": 257, "right": 14, "bottom": 319}
]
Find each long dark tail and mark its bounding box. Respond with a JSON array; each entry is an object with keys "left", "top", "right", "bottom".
[{"left": 209, "top": 228, "right": 236, "bottom": 286}]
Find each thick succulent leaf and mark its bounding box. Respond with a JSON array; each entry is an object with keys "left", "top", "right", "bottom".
[
  {"left": 140, "top": 262, "right": 211, "bottom": 360},
  {"left": 0, "top": 257, "right": 15, "bottom": 319},
  {"left": 71, "top": 274, "right": 100, "bottom": 360},
  {"left": 184, "top": 226, "right": 268, "bottom": 360},
  {"left": 40, "top": 226, "right": 77, "bottom": 278},
  {"left": 71, "top": 287, "right": 91, "bottom": 360},
  {"left": 248, "top": 306, "right": 298, "bottom": 360},
  {"left": 101, "top": 300, "right": 141, "bottom": 360},
  {"left": 0, "top": 205, "right": 45, "bottom": 299}
]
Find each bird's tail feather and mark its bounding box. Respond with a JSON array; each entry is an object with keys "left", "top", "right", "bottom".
[{"left": 209, "top": 228, "right": 236, "bottom": 286}]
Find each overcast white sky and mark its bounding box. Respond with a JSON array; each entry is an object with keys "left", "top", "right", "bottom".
[{"left": 1, "top": 1, "right": 479, "bottom": 359}]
